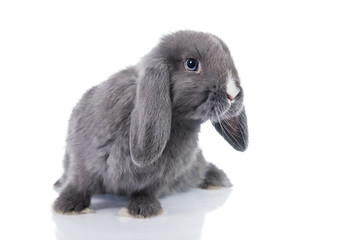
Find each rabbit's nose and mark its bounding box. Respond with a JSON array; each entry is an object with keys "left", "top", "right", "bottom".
[{"left": 226, "top": 94, "right": 233, "bottom": 101}]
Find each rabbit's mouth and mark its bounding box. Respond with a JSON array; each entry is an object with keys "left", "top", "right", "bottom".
[
  {"left": 208, "top": 87, "right": 244, "bottom": 123},
  {"left": 209, "top": 100, "right": 242, "bottom": 122}
]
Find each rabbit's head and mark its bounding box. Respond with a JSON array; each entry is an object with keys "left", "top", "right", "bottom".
[
  {"left": 130, "top": 31, "right": 248, "bottom": 167},
  {"left": 158, "top": 31, "right": 243, "bottom": 122}
]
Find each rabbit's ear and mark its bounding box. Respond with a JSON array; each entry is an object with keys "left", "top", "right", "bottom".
[
  {"left": 129, "top": 59, "right": 172, "bottom": 167},
  {"left": 212, "top": 107, "right": 248, "bottom": 152}
]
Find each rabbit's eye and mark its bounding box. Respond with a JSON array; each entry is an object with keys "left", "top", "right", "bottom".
[{"left": 185, "top": 58, "right": 199, "bottom": 72}]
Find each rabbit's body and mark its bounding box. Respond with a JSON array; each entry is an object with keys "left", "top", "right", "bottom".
[
  {"left": 59, "top": 67, "right": 211, "bottom": 196},
  {"left": 54, "top": 31, "right": 248, "bottom": 217}
]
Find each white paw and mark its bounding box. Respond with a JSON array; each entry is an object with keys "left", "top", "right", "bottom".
[
  {"left": 118, "top": 207, "right": 165, "bottom": 218},
  {"left": 58, "top": 208, "right": 94, "bottom": 215},
  {"left": 206, "top": 186, "right": 224, "bottom": 190},
  {"left": 118, "top": 207, "right": 132, "bottom": 217}
]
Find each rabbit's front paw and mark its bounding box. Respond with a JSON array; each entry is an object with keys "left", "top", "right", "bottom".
[
  {"left": 128, "top": 193, "right": 163, "bottom": 218},
  {"left": 53, "top": 186, "right": 91, "bottom": 214}
]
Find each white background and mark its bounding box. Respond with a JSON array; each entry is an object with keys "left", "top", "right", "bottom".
[{"left": 1, "top": 0, "right": 358, "bottom": 239}]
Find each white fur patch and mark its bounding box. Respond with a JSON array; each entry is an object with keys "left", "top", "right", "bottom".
[
  {"left": 118, "top": 207, "right": 132, "bottom": 217},
  {"left": 205, "top": 186, "right": 224, "bottom": 190},
  {"left": 118, "top": 207, "right": 165, "bottom": 218},
  {"left": 226, "top": 71, "right": 240, "bottom": 100},
  {"left": 54, "top": 208, "right": 94, "bottom": 215}
]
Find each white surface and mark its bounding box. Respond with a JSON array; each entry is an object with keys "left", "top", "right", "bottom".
[
  {"left": 1, "top": 1, "right": 359, "bottom": 239},
  {"left": 53, "top": 189, "right": 232, "bottom": 240}
]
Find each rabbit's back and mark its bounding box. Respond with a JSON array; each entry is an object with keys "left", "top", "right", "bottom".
[{"left": 65, "top": 68, "right": 138, "bottom": 192}]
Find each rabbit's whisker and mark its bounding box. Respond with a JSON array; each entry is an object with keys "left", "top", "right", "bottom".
[{"left": 215, "top": 110, "right": 240, "bottom": 148}]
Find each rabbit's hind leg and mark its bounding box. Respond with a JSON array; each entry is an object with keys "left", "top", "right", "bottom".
[
  {"left": 199, "top": 163, "right": 232, "bottom": 189},
  {"left": 53, "top": 152, "right": 71, "bottom": 189}
]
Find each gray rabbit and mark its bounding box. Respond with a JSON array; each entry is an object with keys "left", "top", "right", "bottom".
[{"left": 54, "top": 30, "right": 248, "bottom": 218}]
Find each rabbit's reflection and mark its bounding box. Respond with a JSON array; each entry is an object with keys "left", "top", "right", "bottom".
[{"left": 53, "top": 188, "right": 231, "bottom": 240}]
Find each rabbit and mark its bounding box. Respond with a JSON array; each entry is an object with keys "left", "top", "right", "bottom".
[{"left": 53, "top": 30, "right": 248, "bottom": 218}]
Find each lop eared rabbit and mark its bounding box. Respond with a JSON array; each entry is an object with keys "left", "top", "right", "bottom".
[{"left": 54, "top": 30, "right": 248, "bottom": 218}]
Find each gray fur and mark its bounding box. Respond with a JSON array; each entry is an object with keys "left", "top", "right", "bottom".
[{"left": 54, "top": 30, "right": 248, "bottom": 217}]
